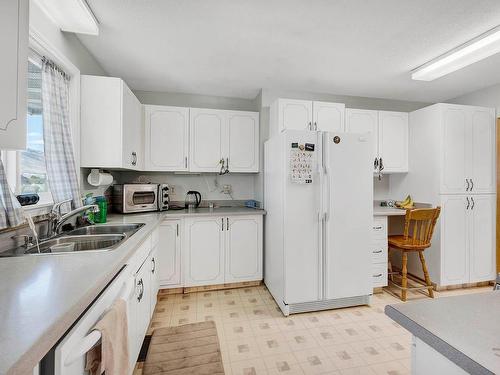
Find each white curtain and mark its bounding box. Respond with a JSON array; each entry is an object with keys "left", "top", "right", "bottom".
[
  {"left": 0, "top": 159, "right": 25, "bottom": 229},
  {"left": 41, "top": 57, "right": 81, "bottom": 214}
]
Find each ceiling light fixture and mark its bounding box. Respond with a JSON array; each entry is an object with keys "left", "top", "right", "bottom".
[{"left": 412, "top": 25, "right": 500, "bottom": 81}]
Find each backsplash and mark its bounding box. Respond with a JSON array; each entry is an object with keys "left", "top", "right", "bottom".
[{"left": 116, "top": 171, "right": 257, "bottom": 202}]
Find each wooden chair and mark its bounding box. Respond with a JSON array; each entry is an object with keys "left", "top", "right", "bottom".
[{"left": 387, "top": 207, "right": 441, "bottom": 301}]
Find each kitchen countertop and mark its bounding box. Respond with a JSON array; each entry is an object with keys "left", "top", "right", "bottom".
[
  {"left": 163, "top": 206, "right": 266, "bottom": 218},
  {"left": 373, "top": 204, "right": 406, "bottom": 216},
  {"left": 0, "top": 207, "right": 265, "bottom": 375},
  {"left": 385, "top": 292, "right": 500, "bottom": 375}
]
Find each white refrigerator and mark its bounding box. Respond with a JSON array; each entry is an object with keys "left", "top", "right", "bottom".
[{"left": 264, "top": 129, "right": 373, "bottom": 315}]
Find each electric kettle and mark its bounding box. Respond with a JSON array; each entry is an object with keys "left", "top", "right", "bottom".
[{"left": 185, "top": 191, "right": 202, "bottom": 209}]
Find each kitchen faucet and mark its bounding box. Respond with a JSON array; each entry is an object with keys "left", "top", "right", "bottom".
[{"left": 49, "top": 199, "right": 100, "bottom": 236}]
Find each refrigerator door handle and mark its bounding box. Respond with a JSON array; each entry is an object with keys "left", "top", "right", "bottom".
[{"left": 324, "top": 166, "right": 331, "bottom": 222}]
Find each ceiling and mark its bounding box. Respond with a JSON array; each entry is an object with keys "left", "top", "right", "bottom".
[{"left": 78, "top": 0, "right": 500, "bottom": 102}]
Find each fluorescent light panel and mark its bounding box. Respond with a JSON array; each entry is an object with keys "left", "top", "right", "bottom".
[
  {"left": 34, "top": 0, "right": 99, "bottom": 36},
  {"left": 412, "top": 25, "right": 500, "bottom": 81}
]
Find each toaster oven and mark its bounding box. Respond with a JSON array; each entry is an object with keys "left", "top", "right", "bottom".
[{"left": 112, "top": 184, "right": 164, "bottom": 213}]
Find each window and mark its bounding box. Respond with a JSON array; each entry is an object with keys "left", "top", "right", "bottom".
[{"left": 1, "top": 51, "right": 53, "bottom": 206}]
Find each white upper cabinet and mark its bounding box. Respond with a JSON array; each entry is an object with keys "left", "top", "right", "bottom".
[
  {"left": 469, "top": 107, "right": 496, "bottom": 194},
  {"left": 81, "top": 76, "right": 143, "bottom": 170},
  {"left": 190, "top": 108, "right": 259, "bottom": 173},
  {"left": 189, "top": 108, "right": 226, "bottom": 172},
  {"left": 144, "top": 105, "right": 189, "bottom": 171},
  {"left": 312, "top": 101, "right": 345, "bottom": 132},
  {"left": 440, "top": 104, "right": 495, "bottom": 194},
  {"left": 271, "top": 98, "right": 313, "bottom": 134},
  {"left": 441, "top": 106, "right": 468, "bottom": 194},
  {"left": 346, "top": 108, "right": 408, "bottom": 173},
  {"left": 0, "top": 0, "right": 28, "bottom": 150},
  {"left": 345, "top": 109, "right": 378, "bottom": 167},
  {"left": 227, "top": 111, "right": 259, "bottom": 172},
  {"left": 270, "top": 98, "right": 345, "bottom": 135},
  {"left": 378, "top": 111, "right": 408, "bottom": 173}
]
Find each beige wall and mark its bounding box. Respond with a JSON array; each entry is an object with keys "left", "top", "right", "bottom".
[{"left": 448, "top": 83, "right": 500, "bottom": 114}]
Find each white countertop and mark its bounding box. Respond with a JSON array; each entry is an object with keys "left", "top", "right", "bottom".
[
  {"left": 373, "top": 204, "right": 406, "bottom": 216},
  {"left": 162, "top": 206, "right": 266, "bottom": 218},
  {"left": 386, "top": 292, "right": 500, "bottom": 374},
  {"left": 0, "top": 207, "right": 264, "bottom": 375}
]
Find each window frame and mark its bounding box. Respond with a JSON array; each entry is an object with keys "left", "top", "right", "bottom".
[{"left": 1, "top": 30, "right": 82, "bottom": 214}]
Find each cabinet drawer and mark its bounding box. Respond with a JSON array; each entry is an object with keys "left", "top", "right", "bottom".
[
  {"left": 372, "top": 263, "right": 388, "bottom": 287},
  {"left": 371, "top": 242, "right": 388, "bottom": 264},
  {"left": 372, "top": 217, "right": 387, "bottom": 239}
]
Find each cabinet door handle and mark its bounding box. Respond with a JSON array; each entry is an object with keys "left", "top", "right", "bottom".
[
  {"left": 466, "top": 196, "right": 470, "bottom": 210},
  {"left": 373, "top": 250, "right": 382, "bottom": 254},
  {"left": 131, "top": 151, "right": 137, "bottom": 166},
  {"left": 378, "top": 157, "right": 384, "bottom": 172},
  {"left": 226, "top": 217, "right": 229, "bottom": 230},
  {"left": 308, "top": 121, "right": 312, "bottom": 130},
  {"left": 373, "top": 273, "right": 383, "bottom": 278},
  {"left": 466, "top": 179, "right": 470, "bottom": 191},
  {"left": 221, "top": 218, "right": 224, "bottom": 231},
  {"left": 374, "top": 157, "right": 379, "bottom": 170},
  {"left": 471, "top": 197, "right": 475, "bottom": 210},
  {"left": 137, "top": 278, "right": 144, "bottom": 302},
  {"left": 470, "top": 179, "right": 473, "bottom": 191},
  {"left": 314, "top": 122, "right": 317, "bottom": 131},
  {"left": 151, "top": 257, "right": 156, "bottom": 274},
  {"left": 226, "top": 157, "right": 229, "bottom": 173},
  {"left": 373, "top": 226, "right": 383, "bottom": 230},
  {"left": 176, "top": 223, "right": 179, "bottom": 237},
  {"left": 185, "top": 156, "right": 187, "bottom": 168}
]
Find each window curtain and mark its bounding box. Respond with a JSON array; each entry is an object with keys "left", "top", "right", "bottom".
[
  {"left": 0, "top": 159, "right": 25, "bottom": 229},
  {"left": 41, "top": 57, "right": 81, "bottom": 214}
]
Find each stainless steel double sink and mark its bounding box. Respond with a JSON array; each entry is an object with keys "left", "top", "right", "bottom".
[{"left": 16, "top": 223, "right": 145, "bottom": 256}]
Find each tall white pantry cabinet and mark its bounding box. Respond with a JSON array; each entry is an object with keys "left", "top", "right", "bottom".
[{"left": 399, "top": 103, "right": 496, "bottom": 287}]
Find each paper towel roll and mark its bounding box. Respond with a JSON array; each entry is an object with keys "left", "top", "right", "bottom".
[{"left": 87, "top": 169, "right": 114, "bottom": 187}]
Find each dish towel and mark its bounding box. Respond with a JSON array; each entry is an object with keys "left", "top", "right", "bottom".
[{"left": 85, "top": 299, "right": 129, "bottom": 375}]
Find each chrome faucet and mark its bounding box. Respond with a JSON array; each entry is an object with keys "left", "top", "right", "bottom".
[{"left": 48, "top": 199, "right": 100, "bottom": 236}]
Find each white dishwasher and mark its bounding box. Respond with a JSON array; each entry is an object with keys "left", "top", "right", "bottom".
[{"left": 53, "top": 266, "right": 136, "bottom": 375}]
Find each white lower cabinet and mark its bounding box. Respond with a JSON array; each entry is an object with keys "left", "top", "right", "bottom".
[
  {"left": 157, "top": 220, "right": 182, "bottom": 288},
  {"left": 225, "top": 215, "right": 263, "bottom": 283},
  {"left": 440, "top": 194, "right": 496, "bottom": 286},
  {"left": 184, "top": 217, "right": 225, "bottom": 287},
  {"left": 183, "top": 215, "right": 263, "bottom": 287}
]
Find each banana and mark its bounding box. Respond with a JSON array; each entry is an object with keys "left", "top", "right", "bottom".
[{"left": 396, "top": 195, "right": 414, "bottom": 209}]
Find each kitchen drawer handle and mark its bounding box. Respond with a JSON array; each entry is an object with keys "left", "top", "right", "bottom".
[
  {"left": 470, "top": 179, "right": 473, "bottom": 191},
  {"left": 137, "top": 278, "right": 144, "bottom": 302},
  {"left": 373, "top": 226, "right": 383, "bottom": 230},
  {"left": 131, "top": 151, "right": 137, "bottom": 166},
  {"left": 466, "top": 196, "right": 470, "bottom": 210},
  {"left": 465, "top": 178, "right": 470, "bottom": 191},
  {"left": 373, "top": 273, "right": 383, "bottom": 278},
  {"left": 471, "top": 197, "right": 474, "bottom": 210},
  {"left": 372, "top": 250, "right": 383, "bottom": 254}
]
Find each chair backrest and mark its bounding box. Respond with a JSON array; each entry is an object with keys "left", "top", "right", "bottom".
[{"left": 403, "top": 207, "right": 441, "bottom": 247}]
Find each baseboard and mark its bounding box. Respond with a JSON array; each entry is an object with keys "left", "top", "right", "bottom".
[{"left": 158, "top": 280, "right": 263, "bottom": 294}]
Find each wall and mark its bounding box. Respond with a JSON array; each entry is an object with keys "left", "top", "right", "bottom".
[
  {"left": 134, "top": 90, "right": 258, "bottom": 111},
  {"left": 30, "top": 1, "right": 106, "bottom": 76},
  {"left": 448, "top": 83, "right": 500, "bottom": 113},
  {"left": 256, "top": 88, "right": 429, "bottom": 203},
  {"left": 116, "top": 172, "right": 256, "bottom": 203}
]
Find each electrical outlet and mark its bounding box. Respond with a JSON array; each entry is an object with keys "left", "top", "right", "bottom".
[
  {"left": 222, "top": 184, "right": 232, "bottom": 194},
  {"left": 169, "top": 185, "right": 176, "bottom": 195}
]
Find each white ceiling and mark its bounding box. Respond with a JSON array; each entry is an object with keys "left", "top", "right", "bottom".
[{"left": 78, "top": 0, "right": 500, "bottom": 102}]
